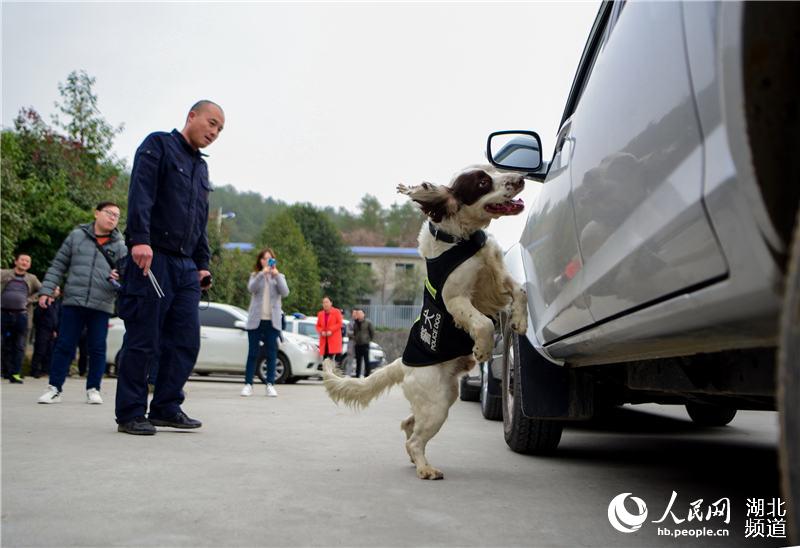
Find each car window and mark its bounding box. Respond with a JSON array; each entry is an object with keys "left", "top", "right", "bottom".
[
  {"left": 199, "top": 307, "right": 238, "bottom": 329},
  {"left": 298, "top": 323, "right": 318, "bottom": 337}
]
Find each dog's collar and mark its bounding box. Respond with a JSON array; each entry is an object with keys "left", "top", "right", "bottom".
[{"left": 428, "top": 222, "right": 461, "bottom": 243}]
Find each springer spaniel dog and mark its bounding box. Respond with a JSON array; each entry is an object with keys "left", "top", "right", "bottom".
[{"left": 322, "top": 165, "right": 528, "bottom": 480}]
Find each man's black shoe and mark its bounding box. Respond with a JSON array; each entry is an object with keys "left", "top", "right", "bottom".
[
  {"left": 117, "top": 416, "right": 156, "bottom": 436},
  {"left": 148, "top": 411, "right": 202, "bottom": 429},
  {"left": 9, "top": 375, "right": 23, "bottom": 384}
]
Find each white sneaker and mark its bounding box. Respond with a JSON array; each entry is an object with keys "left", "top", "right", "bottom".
[
  {"left": 241, "top": 384, "right": 253, "bottom": 397},
  {"left": 265, "top": 384, "right": 278, "bottom": 397},
  {"left": 38, "top": 385, "right": 62, "bottom": 404},
  {"left": 86, "top": 388, "right": 103, "bottom": 404}
]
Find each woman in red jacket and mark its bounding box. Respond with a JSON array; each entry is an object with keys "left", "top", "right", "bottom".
[{"left": 316, "top": 296, "right": 343, "bottom": 362}]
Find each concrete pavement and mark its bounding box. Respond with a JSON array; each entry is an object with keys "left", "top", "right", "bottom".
[{"left": 1, "top": 376, "right": 786, "bottom": 547}]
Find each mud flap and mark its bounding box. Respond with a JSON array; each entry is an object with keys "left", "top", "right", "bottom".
[{"left": 518, "top": 334, "right": 593, "bottom": 419}]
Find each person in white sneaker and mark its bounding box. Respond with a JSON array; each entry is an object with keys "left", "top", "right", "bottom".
[
  {"left": 38, "top": 385, "right": 62, "bottom": 404},
  {"left": 36, "top": 202, "right": 127, "bottom": 405},
  {"left": 241, "top": 248, "right": 289, "bottom": 397},
  {"left": 86, "top": 387, "right": 103, "bottom": 404}
]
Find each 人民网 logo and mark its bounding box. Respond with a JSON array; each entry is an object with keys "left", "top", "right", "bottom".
[{"left": 608, "top": 493, "right": 649, "bottom": 533}]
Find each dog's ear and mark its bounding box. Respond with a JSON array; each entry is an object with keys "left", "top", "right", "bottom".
[{"left": 397, "top": 182, "right": 458, "bottom": 223}]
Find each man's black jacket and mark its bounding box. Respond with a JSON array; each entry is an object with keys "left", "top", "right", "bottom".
[{"left": 125, "top": 129, "right": 212, "bottom": 270}]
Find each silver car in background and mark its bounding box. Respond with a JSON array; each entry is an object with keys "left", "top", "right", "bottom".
[{"left": 486, "top": 0, "right": 798, "bottom": 535}]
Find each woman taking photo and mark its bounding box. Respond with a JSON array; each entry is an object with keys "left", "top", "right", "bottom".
[{"left": 242, "top": 247, "right": 289, "bottom": 397}]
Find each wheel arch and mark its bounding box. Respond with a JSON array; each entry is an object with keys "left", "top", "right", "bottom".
[{"left": 717, "top": 2, "right": 800, "bottom": 262}]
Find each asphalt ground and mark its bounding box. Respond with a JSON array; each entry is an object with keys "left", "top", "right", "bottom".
[{"left": 1, "top": 376, "right": 787, "bottom": 548}]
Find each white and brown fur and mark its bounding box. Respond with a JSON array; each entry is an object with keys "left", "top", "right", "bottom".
[{"left": 322, "top": 165, "right": 529, "bottom": 480}]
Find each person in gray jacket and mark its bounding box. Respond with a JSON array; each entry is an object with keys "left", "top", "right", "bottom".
[
  {"left": 242, "top": 247, "right": 289, "bottom": 397},
  {"left": 37, "top": 202, "right": 127, "bottom": 405}
]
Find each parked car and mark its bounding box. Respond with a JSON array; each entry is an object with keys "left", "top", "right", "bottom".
[
  {"left": 284, "top": 315, "right": 386, "bottom": 369},
  {"left": 459, "top": 331, "right": 503, "bottom": 421},
  {"left": 106, "top": 302, "right": 322, "bottom": 384},
  {"left": 486, "top": 0, "right": 798, "bottom": 535}
]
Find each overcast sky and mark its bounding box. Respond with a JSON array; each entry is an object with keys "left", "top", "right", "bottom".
[{"left": 3, "top": 1, "right": 598, "bottom": 248}]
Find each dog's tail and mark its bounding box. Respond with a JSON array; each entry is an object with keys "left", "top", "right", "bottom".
[{"left": 321, "top": 358, "right": 406, "bottom": 409}]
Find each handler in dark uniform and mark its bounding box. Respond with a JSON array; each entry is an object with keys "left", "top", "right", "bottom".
[{"left": 115, "top": 100, "right": 224, "bottom": 435}]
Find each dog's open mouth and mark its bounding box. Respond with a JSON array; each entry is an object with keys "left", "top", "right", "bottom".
[{"left": 485, "top": 198, "right": 524, "bottom": 215}]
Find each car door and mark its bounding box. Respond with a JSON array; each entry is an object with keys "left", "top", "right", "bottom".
[
  {"left": 516, "top": 5, "right": 621, "bottom": 344},
  {"left": 567, "top": 1, "right": 728, "bottom": 324},
  {"left": 521, "top": 116, "right": 595, "bottom": 344},
  {"left": 197, "top": 307, "right": 248, "bottom": 370}
]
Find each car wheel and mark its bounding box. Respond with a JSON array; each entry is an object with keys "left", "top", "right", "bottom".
[
  {"left": 684, "top": 402, "right": 737, "bottom": 426},
  {"left": 502, "top": 330, "right": 562, "bottom": 454},
  {"left": 778, "top": 210, "right": 800, "bottom": 541},
  {"left": 257, "top": 352, "right": 291, "bottom": 384},
  {"left": 480, "top": 359, "right": 502, "bottom": 421},
  {"left": 459, "top": 375, "right": 480, "bottom": 402}
]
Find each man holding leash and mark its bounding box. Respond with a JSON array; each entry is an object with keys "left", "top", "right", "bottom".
[{"left": 115, "top": 100, "right": 223, "bottom": 435}]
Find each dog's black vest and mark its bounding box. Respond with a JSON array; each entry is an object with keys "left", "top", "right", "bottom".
[{"left": 402, "top": 229, "right": 487, "bottom": 367}]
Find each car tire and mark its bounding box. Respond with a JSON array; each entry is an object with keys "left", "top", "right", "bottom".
[
  {"left": 778, "top": 209, "right": 800, "bottom": 541},
  {"left": 480, "top": 359, "right": 502, "bottom": 421},
  {"left": 502, "top": 331, "right": 562, "bottom": 454},
  {"left": 459, "top": 375, "right": 480, "bottom": 402},
  {"left": 684, "top": 403, "right": 737, "bottom": 427},
  {"left": 257, "top": 352, "right": 291, "bottom": 384}
]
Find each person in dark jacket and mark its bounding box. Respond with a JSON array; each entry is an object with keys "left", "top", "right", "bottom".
[
  {"left": 115, "top": 100, "right": 224, "bottom": 436},
  {"left": 30, "top": 286, "right": 61, "bottom": 379},
  {"left": 1, "top": 253, "right": 42, "bottom": 383},
  {"left": 351, "top": 309, "right": 375, "bottom": 378},
  {"left": 37, "top": 202, "right": 127, "bottom": 405}
]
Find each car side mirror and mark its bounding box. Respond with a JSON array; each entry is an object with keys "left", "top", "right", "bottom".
[
  {"left": 234, "top": 320, "right": 247, "bottom": 330},
  {"left": 487, "top": 130, "right": 547, "bottom": 180}
]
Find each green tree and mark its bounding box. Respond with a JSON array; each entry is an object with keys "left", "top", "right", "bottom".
[
  {"left": 385, "top": 201, "right": 424, "bottom": 247},
  {"left": 209, "top": 184, "right": 287, "bottom": 243},
  {"left": 208, "top": 248, "right": 254, "bottom": 309},
  {"left": 52, "top": 70, "right": 124, "bottom": 158},
  {"left": 0, "top": 133, "right": 27, "bottom": 265},
  {"left": 287, "top": 203, "right": 369, "bottom": 308},
  {"left": 0, "top": 71, "right": 128, "bottom": 275},
  {"left": 259, "top": 210, "right": 321, "bottom": 314},
  {"left": 356, "top": 194, "right": 385, "bottom": 234}
]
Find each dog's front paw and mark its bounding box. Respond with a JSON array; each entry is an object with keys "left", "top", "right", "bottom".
[
  {"left": 511, "top": 313, "right": 527, "bottom": 335},
  {"left": 417, "top": 465, "right": 444, "bottom": 480},
  {"left": 472, "top": 339, "right": 492, "bottom": 362}
]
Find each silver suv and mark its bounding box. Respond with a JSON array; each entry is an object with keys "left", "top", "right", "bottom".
[{"left": 487, "top": 1, "right": 799, "bottom": 536}]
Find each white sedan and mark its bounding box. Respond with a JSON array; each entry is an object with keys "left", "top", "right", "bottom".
[
  {"left": 283, "top": 316, "right": 386, "bottom": 368},
  {"left": 105, "top": 302, "right": 322, "bottom": 384}
]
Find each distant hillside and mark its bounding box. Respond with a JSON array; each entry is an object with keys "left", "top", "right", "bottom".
[
  {"left": 210, "top": 185, "right": 424, "bottom": 247},
  {"left": 209, "top": 184, "right": 287, "bottom": 243}
]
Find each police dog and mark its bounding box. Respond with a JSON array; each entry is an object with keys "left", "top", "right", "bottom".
[{"left": 322, "top": 165, "right": 528, "bottom": 480}]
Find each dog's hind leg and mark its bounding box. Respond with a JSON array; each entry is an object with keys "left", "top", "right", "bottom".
[
  {"left": 400, "top": 415, "right": 416, "bottom": 463},
  {"left": 402, "top": 368, "right": 460, "bottom": 480}
]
